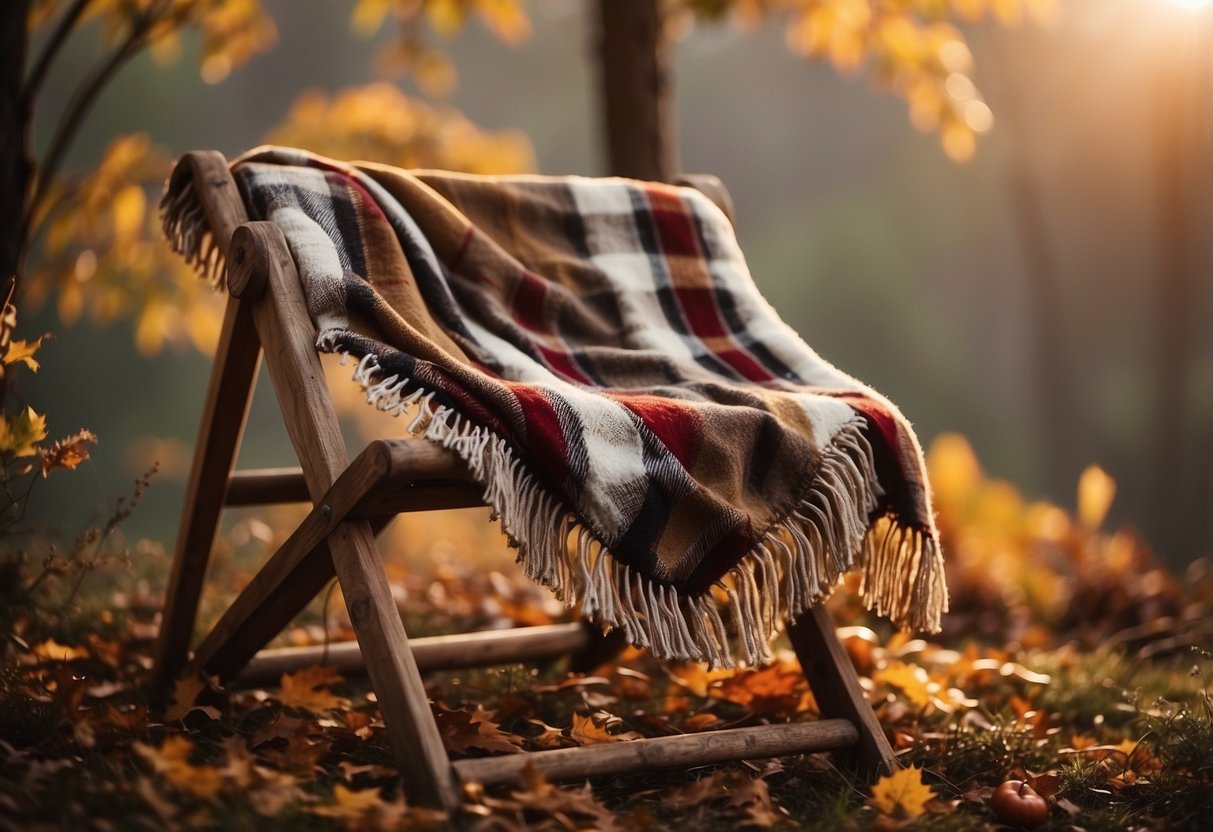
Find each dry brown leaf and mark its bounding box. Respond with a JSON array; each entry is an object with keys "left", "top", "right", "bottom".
[
  {"left": 433, "top": 704, "right": 524, "bottom": 755},
  {"left": 568, "top": 712, "right": 642, "bottom": 745},
  {"left": 164, "top": 675, "right": 208, "bottom": 723},
  {"left": 40, "top": 429, "right": 97, "bottom": 477},
  {"left": 278, "top": 666, "right": 352, "bottom": 713}
]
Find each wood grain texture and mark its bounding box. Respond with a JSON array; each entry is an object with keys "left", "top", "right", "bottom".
[
  {"left": 453, "top": 719, "right": 859, "bottom": 786},
  {"left": 250, "top": 225, "right": 460, "bottom": 810},
  {"left": 152, "top": 153, "right": 258, "bottom": 702},
  {"left": 234, "top": 623, "right": 590, "bottom": 687},
  {"left": 182, "top": 150, "right": 248, "bottom": 256},
  {"left": 788, "top": 605, "right": 898, "bottom": 776},
  {"left": 185, "top": 445, "right": 392, "bottom": 680}
]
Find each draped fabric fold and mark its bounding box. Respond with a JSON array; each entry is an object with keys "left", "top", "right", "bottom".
[{"left": 162, "top": 146, "right": 947, "bottom": 668}]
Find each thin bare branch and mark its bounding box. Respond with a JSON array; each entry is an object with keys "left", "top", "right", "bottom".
[{"left": 23, "top": 0, "right": 94, "bottom": 107}]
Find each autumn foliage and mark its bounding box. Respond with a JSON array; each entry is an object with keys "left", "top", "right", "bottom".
[{"left": 2, "top": 437, "right": 1211, "bottom": 830}]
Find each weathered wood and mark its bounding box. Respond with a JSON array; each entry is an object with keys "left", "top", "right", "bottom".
[
  {"left": 152, "top": 154, "right": 260, "bottom": 702},
  {"left": 225, "top": 444, "right": 483, "bottom": 513},
  {"left": 250, "top": 223, "right": 460, "bottom": 810},
  {"left": 235, "top": 623, "right": 591, "bottom": 687},
  {"left": 787, "top": 605, "right": 897, "bottom": 776},
  {"left": 185, "top": 444, "right": 393, "bottom": 680},
  {"left": 181, "top": 150, "right": 249, "bottom": 257},
  {"left": 227, "top": 222, "right": 271, "bottom": 299},
  {"left": 676, "top": 174, "right": 736, "bottom": 226},
  {"left": 454, "top": 719, "right": 859, "bottom": 786},
  {"left": 225, "top": 467, "right": 312, "bottom": 505},
  {"left": 153, "top": 297, "right": 261, "bottom": 700}
]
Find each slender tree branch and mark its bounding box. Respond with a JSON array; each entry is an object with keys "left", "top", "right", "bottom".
[
  {"left": 22, "top": 0, "right": 93, "bottom": 107},
  {"left": 17, "top": 18, "right": 151, "bottom": 283}
]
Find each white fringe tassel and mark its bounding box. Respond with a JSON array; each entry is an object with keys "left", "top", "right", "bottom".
[{"left": 347, "top": 350, "right": 948, "bottom": 670}]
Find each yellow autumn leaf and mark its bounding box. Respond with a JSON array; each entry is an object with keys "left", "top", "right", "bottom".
[
  {"left": 874, "top": 660, "right": 934, "bottom": 710},
  {"left": 3, "top": 336, "right": 44, "bottom": 371},
  {"left": 111, "top": 184, "right": 146, "bottom": 241},
  {"left": 1078, "top": 465, "right": 1116, "bottom": 530},
  {"left": 869, "top": 765, "right": 934, "bottom": 819},
  {"left": 0, "top": 406, "right": 49, "bottom": 458},
  {"left": 277, "top": 665, "right": 351, "bottom": 713},
  {"left": 351, "top": 0, "right": 392, "bottom": 35},
  {"left": 136, "top": 736, "right": 224, "bottom": 798},
  {"left": 427, "top": 0, "right": 466, "bottom": 36},
  {"left": 941, "top": 116, "right": 976, "bottom": 162},
  {"left": 474, "top": 0, "right": 532, "bottom": 45}
]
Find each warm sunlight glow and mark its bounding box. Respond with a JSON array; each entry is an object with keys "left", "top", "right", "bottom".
[{"left": 1169, "top": 0, "right": 1212, "bottom": 11}]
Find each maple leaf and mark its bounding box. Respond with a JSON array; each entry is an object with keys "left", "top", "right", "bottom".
[
  {"left": 40, "top": 429, "right": 97, "bottom": 477},
  {"left": 874, "top": 661, "right": 935, "bottom": 711},
  {"left": 277, "top": 665, "right": 351, "bottom": 713},
  {"left": 25, "top": 638, "right": 88, "bottom": 664},
  {"left": 164, "top": 675, "right": 208, "bottom": 723},
  {"left": 569, "top": 712, "right": 642, "bottom": 745},
  {"left": 712, "top": 660, "right": 805, "bottom": 714},
  {"left": 0, "top": 406, "right": 48, "bottom": 458},
  {"left": 869, "top": 766, "right": 934, "bottom": 820},
  {"left": 310, "top": 783, "right": 410, "bottom": 829},
  {"left": 136, "top": 736, "right": 223, "bottom": 798},
  {"left": 2, "top": 336, "right": 45, "bottom": 372},
  {"left": 433, "top": 704, "right": 524, "bottom": 754}
]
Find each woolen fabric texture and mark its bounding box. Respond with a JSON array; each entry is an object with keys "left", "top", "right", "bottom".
[{"left": 162, "top": 146, "right": 947, "bottom": 667}]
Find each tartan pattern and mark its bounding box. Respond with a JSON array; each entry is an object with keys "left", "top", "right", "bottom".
[{"left": 163, "top": 146, "right": 947, "bottom": 667}]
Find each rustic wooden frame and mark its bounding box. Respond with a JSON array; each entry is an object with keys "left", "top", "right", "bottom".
[{"left": 151, "top": 151, "right": 897, "bottom": 812}]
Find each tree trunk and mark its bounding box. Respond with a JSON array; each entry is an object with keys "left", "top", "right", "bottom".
[
  {"left": 1, "top": 1, "right": 31, "bottom": 305},
  {"left": 594, "top": 0, "right": 678, "bottom": 181}
]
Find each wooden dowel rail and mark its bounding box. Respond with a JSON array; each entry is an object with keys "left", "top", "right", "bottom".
[
  {"left": 235, "top": 623, "right": 591, "bottom": 687},
  {"left": 225, "top": 440, "right": 483, "bottom": 512},
  {"left": 452, "top": 719, "right": 860, "bottom": 786}
]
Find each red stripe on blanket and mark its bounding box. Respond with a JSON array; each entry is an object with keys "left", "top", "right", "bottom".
[
  {"left": 610, "top": 393, "right": 703, "bottom": 469},
  {"left": 646, "top": 187, "right": 700, "bottom": 258},
  {"left": 507, "top": 384, "right": 571, "bottom": 484},
  {"left": 713, "top": 347, "right": 776, "bottom": 383},
  {"left": 512, "top": 271, "right": 549, "bottom": 332},
  {"left": 675, "top": 285, "right": 728, "bottom": 338},
  {"left": 832, "top": 393, "right": 904, "bottom": 475},
  {"left": 535, "top": 343, "right": 593, "bottom": 385}
]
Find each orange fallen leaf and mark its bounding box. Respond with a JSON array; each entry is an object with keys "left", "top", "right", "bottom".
[
  {"left": 569, "top": 712, "right": 642, "bottom": 745},
  {"left": 278, "top": 665, "right": 351, "bottom": 713},
  {"left": 136, "top": 736, "right": 223, "bottom": 798}
]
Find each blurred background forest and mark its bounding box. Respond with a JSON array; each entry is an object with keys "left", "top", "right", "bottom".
[{"left": 17, "top": 0, "right": 1213, "bottom": 568}]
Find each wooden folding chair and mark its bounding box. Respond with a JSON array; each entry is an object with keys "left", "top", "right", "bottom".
[{"left": 151, "top": 150, "right": 897, "bottom": 811}]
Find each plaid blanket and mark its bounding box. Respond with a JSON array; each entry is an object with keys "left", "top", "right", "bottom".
[{"left": 163, "top": 146, "right": 946, "bottom": 667}]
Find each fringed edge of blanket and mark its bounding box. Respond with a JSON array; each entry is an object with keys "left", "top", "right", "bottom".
[
  {"left": 341, "top": 348, "right": 948, "bottom": 670},
  {"left": 161, "top": 163, "right": 228, "bottom": 288}
]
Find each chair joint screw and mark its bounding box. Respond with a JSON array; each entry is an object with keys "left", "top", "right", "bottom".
[{"left": 320, "top": 504, "right": 332, "bottom": 521}]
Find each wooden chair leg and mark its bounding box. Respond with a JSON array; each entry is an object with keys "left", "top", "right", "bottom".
[
  {"left": 566, "top": 620, "right": 630, "bottom": 674},
  {"left": 330, "top": 520, "right": 462, "bottom": 809},
  {"left": 787, "top": 604, "right": 898, "bottom": 777},
  {"left": 152, "top": 297, "right": 260, "bottom": 702},
  {"left": 243, "top": 220, "right": 459, "bottom": 810}
]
